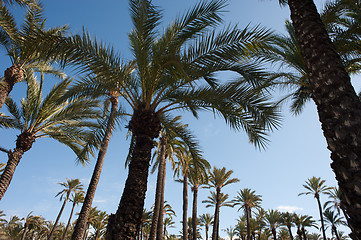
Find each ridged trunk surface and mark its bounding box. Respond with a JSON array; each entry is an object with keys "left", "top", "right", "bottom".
[
  {"left": 150, "top": 136, "right": 167, "bottom": 240},
  {"left": 288, "top": 0, "right": 361, "bottom": 238},
  {"left": 191, "top": 186, "right": 198, "bottom": 240},
  {"left": 0, "top": 65, "right": 23, "bottom": 111},
  {"left": 212, "top": 189, "right": 221, "bottom": 240},
  {"left": 182, "top": 173, "right": 188, "bottom": 240},
  {"left": 105, "top": 105, "right": 161, "bottom": 239},
  {"left": 316, "top": 196, "right": 327, "bottom": 240},
  {"left": 48, "top": 196, "right": 68, "bottom": 240},
  {"left": 156, "top": 139, "right": 167, "bottom": 240},
  {"left": 72, "top": 96, "right": 118, "bottom": 240},
  {"left": 62, "top": 201, "right": 77, "bottom": 240}
]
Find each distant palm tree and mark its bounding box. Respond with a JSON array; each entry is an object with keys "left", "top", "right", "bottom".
[
  {"left": 280, "top": 212, "right": 295, "bottom": 240},
  {"left": 163, "top": 217, "right": 175, "bottom": 238},
  {"left": 293, "top": 214, "right": 317, "bottom": 240},
  {"left": 62, "top": 192, "right": 84, "bottom": 240},
  {"left": 222, "top": 226, "right": 236, "bottom": 240},
  {"left": 323, "top": 208, "right": 346, "bottom": 240},
  {"left": 324, "top": 186, "right": 348, "bottom": 220},
  {"left": 207, "top": 167, "right": 239, "bottom": 240},
  {"left": 20, "top": 212, "right": 38, "bottom": 240},
  {"left": 265, "top": 210, "right": 281, "bottom": 240},
  {"left": 299, "top": 177, "right": 331, "bottom": 240},
  {"left": 89, "top": 210, "right": 108, "bottom": 240},
  {"left": 234, "top": 218, "right": 246, "bottom": 240},
  {"left": 233, "top": 188, "right": 262, "bottom": 240},
  {"left": 199, "top": 213, "right": 213, "bottom": 240},
  {"left": 0, "top": 76, "right": 100, "bottom": 200},
  {"left": 48, "top": 179, "right": 83, "bottom": 240},
  {"left": 139, "top": 208, "right": 152, "bottom": 240}
]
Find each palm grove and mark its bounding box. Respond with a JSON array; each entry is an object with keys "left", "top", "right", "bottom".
[{"left": 0, "top": 0, "right": 360, "bottom": 239}]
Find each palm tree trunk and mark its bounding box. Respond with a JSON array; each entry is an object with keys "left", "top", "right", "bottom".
[
  {"left": 182, "top": 173, "right": 189, "bottom": 240},
  {"left": 191, "top": 186, "right": 198, "bottom": 240},
  {"left": 21, "top": 222, "right": 29, "bottom": 240},
  {"left": 212, "top": 189, "right": 221, "bottom": 240},
  {"left": 271, "top": 228, "right": 277, "bottom": 240},
  {"left": 316, "top": 196, "right": 327, "bottom": 240},
  {"left": 205, "top": 226, "right": 209, "bottom": 240},
  {"left": 287, "top": 0, "right": 361, "bottom": 238},
  {"left": 72, "top": 96, "right": 118, "bottom": 240},
  {"left": 105, "top": 106, "right": 161, "bottom": 240},
  {"left": 62, "top": 200, "right": 77, "bottom": 240},
  {"left": 156, "top": 143, "right": 167, "bottom": 240},
  {"left": 0, "top": 65, "right": 23, "bottom": 111},
  {"left": 301, "top": 227, "right": 307, "bottom": 240},
  {"left": 297, "top": 228, "right": 303, "bottom": 240},
  {"left": 0, "top": 148, "right": 24, "bottom": 200},
  {"left": 332, "top": 224, "right": 341, "bottom": 240},
  {"left": 150, "top": 136, "right": 167, "bottom": 240},
  {"left": 287, "top": 225, "right": 294, "bottom": 240},
  {"left": 48, "top": 196, "right": 68, "bottom": 240},
  {"left": 246, "top": 207, "right": 251, "bottom": 240}
]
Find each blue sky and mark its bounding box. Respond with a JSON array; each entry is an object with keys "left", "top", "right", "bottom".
[{"left": 0, "top": 0, "right": 354, "bottom": 238}]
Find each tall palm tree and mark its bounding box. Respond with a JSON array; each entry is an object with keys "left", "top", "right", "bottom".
[
  {"left": 278, "top": 0, "right": 361, "bottom": 237},
  {"left": 324, "top": 186, "right": 348, "bottom": 220},
  {"left": 207, "top": 167, "right": 239, "bottom": 240},
  {"left": 299, "top": 176, "right": 331, "bottom": 240},
  {"left": 189, "top": 166, "right": 209, "bottom": 240},
  {"left": 0, "top": 1, "right": 67, "bottom": 110},
  {"left": 199, "top": 213, "right": 213, "bottom": 240},
  {"left": 265, "top": 210, "right": 281, "bottom": 240},
  {"left": 233, "top": 188, "right": 262, "bottom": 240},
  {"left": 0, "top": 76, "right": 100, "bottom": 200},
  {"left": 280, "top": 212, "right": 295, "bottom": 240},
  {"left": 48, "top": 178, "right": 83, "bottom": 240},
  {"left": 65, "top": 0, "right": 279, "bottom": 238},
  {"left": 323, "top": 208, "right": 346, "bottom": 240},
  {"left": 62, "top": 192, "right": 84, "bottom": 240}
]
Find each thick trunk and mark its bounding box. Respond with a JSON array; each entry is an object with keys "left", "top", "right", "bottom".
[
  {"left": 62, "top": 200, "right": 77, "bottom": 240},
  {"left": 0, "top": 65, "right": 23, "bottom": 111},
  {"left": 212, "top": 189, "right": 221, "bottom": 240},
  {"left": 287, "top": 225, "right": 294, "bottom": 240},
  {"left": 48, "top": 196, "right": 69, "bottom": 240},
  {"left": 21, "top": 222, "right": 28, "bottom": 240},
  {"left": 182, "top": 173, "right": 188, "bottom": 240},
  {"left": 150, "top": 136, "right": 167, "bottom": 240},
  {"left": 287, "top": 0, "right": 361, "bottom": 238},
  {"left": 316, "top": 196, "right": 327, "bottom": 240},
  {"left": 72, "top": 96, "right": 118, "bottom": 240},
  {"left": 246, "top": 207, "right": 251, "bottom": 240},
  {"left": 191, "top": 186, "right": 198, "bottom": 240},
  {"left": 105, "top": 106, "right": 160, "bottom": 239},
  {"left": 156, "top": 143, "right": 167, "bottom": 240},
  {"left": 0, "top": 148, "right": 24, "bottom": 200}
]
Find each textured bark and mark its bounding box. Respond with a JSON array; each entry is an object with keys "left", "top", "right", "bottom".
[
  {"left": 182, "top": 173, "right": 188, "bottom": 240},
  {"left": 72, "top": 96, "right": 118, "bottom": 240},
  {"left": 48, "top": 197, "right": 68, "bottom": 240},
  {"left": 205, "top": 225, "right": 209, "bottom": 240},
  {"left": 316, "top": 196, "right": 327, "bottom": 240},
  {"left": 150, "top": 136, "right": 167, "bottom": 240},
  {"left": 0, "top": 65, "right": 24, "bottom": 111},
  {"left": 288, "top": 0, "right": 361, "bottom": 239},
  {"left": 156, "top": 139, "right": 167, "bottom": 240},
  {"left": 191, "top": 186, "right": 198, "bottom": 240},
  {"left": 246, "top": 207, "right": 251, "bottom": 240},
  {"left": 62, "top": 200, "right": 77, "bottom": 240},
  {"left": 105, "top": 105, "right": 161, "bottom": 239},
  {"left": 212, "top": 189, "right": 221, "bottom": 240}
]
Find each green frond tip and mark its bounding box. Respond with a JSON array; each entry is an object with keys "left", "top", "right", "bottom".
[{"left": 279, "top": 0, "right": 288, "bottom": 7}]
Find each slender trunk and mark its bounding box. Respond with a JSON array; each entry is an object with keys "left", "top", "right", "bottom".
[
  {"left": 212, "top": 189, "right": 221, "bottom": 240},
  {"left": 48, "top": 196, "right": 69, "bottom": 240},
  {"left": 297, "top": 228, "right": 303, "bottom": 240},
  {"left": 287, "top": 225, "right": 294, "bottom": 240},
  {"left": 287, "top": 0, "right": 361, "bottom": 238},
  {"left": 72, "top": 96, "right": 118, "bottom": 240},
  {"left": 156, "top": 145, "right": 167, "bottom": 240},
  {"left": 191, "top": 186, "right": 198, "bottom": 240},
  {"left": 150, "top": 136, "right": 167, "bottom": 240},
  {"left": 182, "top": 172, "right": 188, "bottom": 240},
  {"left": 21, "top": 222, "right": 29, "bottom": 240},
  {"left": 0, "top": 65, "right": 23, "bottom": 111},
  {"left": 316, "top": 196, "right": 327, "bottom": 240},
  {"left": 301, "top": 227, "right": 307, "bottom": 240},
  {"left": 205, "top": 225, "right": 208, "bottom": 240},
  {"left": 105, "top": 106, "right": 161, "bottom": 239},
  {"left": 246, "top": 207, "right": 250, "bottom": 240},
  {"left": 62, "top": 200, "right": 77, "bottom": 240},
  {"left": 271, "top": 228, "right": 277, "bottom": 240},
  {"left": 0, "top": 148, "right": 24, "bottom": 200}
]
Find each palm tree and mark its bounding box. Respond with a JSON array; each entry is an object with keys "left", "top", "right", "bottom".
[
  {"left": 233, "top": 188, "right": 262, "bottom": 240},
  {"left": 62, "top": 192, "right": 84, "bottom": 240},
  {"left": 299, "top": 177, "right": 331, "bottom": 240},
  {"left": 0, "top": 76, "right": 100, "bottom": 200},
  {"left": 89, "top": 210, "right": 108, "bottom": 240},
  {"left": 20, "top": 212, "right": 38, "bottom": 240},
  {"left": 48, "top": 178, "right": 83, "bottom": 240},
  {"left": 323, "top": 208, "right": 346, "bottom": 240},
  {"left": 65, "top": 0, "right": 278, "bottom": 237},
  {"left": 280, "top": 212, "right": 295, "bottom": 240},
  {"left": 293, "top": 214, "right": 317, "bottom": 240},
  {"left": 265, "top": 210, "right": 281, "bottom": 240},
  {"left": 324, "top": 186, "right": 348, "bottom": 220},
  {"left": 163, "top": 217, "right": 175, "bottom": 238},
  {"left": 2, "top": 216, "right": 23, "bottom": 239},
  {"left": 222, "top": 226, "right": 236, "bottom": 240},
  {"left": 234, "top": 218, "right": 247, "bottom": 240},
  {"left": 199, "top": 213, "right": 213, "bottom": 240},
  {"left": 0, "top": 1, "right": 67, "bottom": 110},
  {"left": 207, "top": 167, "right": 239, "bottom": 240},
  {"left": 278, "top": 0, "right": 361, "bottom": 237},
  {"left": 139, "top": 209, "right": 152, "bottom": 240}
]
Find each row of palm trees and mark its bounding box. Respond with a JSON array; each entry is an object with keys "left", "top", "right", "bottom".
[{"left": 1, "top": 0, "right": 361, "bottom": 239}]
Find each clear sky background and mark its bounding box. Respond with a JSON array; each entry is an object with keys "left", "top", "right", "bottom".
[{"left": 0, "top": 0, "right": 355, "bottom": 238}]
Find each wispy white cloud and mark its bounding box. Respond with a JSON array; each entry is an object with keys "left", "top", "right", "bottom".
[{"left": 276, "top": 205, "right": 303, "bottom": 213}]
